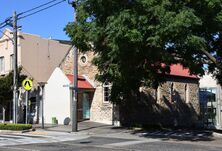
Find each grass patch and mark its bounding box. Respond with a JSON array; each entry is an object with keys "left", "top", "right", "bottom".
[{"left": 0, "top": 123, "right": 32, "bottom": 131}]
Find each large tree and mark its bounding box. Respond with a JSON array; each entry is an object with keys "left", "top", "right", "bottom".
[
  {"left": 0, "top": 70, "right": 26, "bottom": 107},
  {"left": 65, "top": 0, "right": 222, "bottom": 103}
]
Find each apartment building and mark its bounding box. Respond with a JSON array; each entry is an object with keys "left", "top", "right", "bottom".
[{"left": 0, "top": 29, "right": 71, "bottom": 122}]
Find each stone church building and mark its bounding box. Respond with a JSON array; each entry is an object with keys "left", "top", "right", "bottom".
[{"left": 60, "top": 50, "right": 200, "bottom": 127}]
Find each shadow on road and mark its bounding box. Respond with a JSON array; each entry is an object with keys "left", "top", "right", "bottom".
[
  {"left": 131, "top": 129, "right": 216, "bottom": 142},
  {"left": 33, "top": 121, "right": 219, "bottom": 143}
]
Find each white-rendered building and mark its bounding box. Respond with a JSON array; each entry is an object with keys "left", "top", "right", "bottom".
[
  {"left": 199, "top": 73, "right": 222, "bottom": 129},
  {"left": 44, "top": 67, "right": 94, "bottom": 125}
]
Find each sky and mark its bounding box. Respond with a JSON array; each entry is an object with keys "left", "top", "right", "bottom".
[{"left": 0, "top": 0, "right": 74, "bottom": 40}]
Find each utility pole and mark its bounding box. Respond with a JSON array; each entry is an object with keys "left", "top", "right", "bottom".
[
  {"left": 68, "top": 0, "right": 78, "bottom": 132},
  {"left": 13, "top": 11, "right": 18, "bottom": 124},
  {"left": 72, "top": 46, "right": 78, "bottom": 132}
]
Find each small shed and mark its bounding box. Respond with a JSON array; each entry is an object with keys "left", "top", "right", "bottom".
[{"left": 44, "top": 67, "right": 94, "bottom": 125}]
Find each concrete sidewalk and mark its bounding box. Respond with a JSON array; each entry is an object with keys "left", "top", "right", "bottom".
[
  {"left": 32, "top": 121, "right": 126, "bottom": 135},
  {"left": 32, "top": 121, "right": 222, "bottom": 141}
]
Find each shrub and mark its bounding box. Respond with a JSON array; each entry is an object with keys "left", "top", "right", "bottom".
[{"left": 0, "top": 123, "right": 32, "bottom": 131}]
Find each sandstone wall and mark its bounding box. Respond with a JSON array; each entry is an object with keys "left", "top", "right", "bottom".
[
  {"left": 60, "top": 50, "right": 113, "bottom": 124},
  {"left": 127, "top": 77, "right": 200, "bottom": 127},
  {"left": 60, "top": 50, "right": 200, "bottom": 127}
]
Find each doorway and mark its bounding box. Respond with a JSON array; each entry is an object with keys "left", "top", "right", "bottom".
[{"left": 82, "top": 93, "right": 90, "bottom": 120}]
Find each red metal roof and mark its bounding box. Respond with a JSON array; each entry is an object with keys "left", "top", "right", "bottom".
[
  {"left": 169, "top": 64, "right": 198, "bottom": 79},
  {"left": 66, "top": 74, "right": 94, "bottom": 89}
]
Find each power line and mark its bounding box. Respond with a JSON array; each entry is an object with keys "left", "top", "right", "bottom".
[
  {"left": 0, "top": 17, "right": 13, "bottom": 29},
  {"left": 18, "top": 0, "right": 63, "bottom": 16},
  {"left": 0, "top": 0, "right": 66, "bottom": 28},
  {"left": 18, "top": 0, "right": 66, "bottom": 20},
  {"left": 0, "top": 23, "right": 7, "bottom": 29}
]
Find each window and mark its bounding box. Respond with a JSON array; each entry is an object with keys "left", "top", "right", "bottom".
[
  {"left": 170, "top": 83, "right": 174, "bottom": 102},
  {"left": 79, "top": 54, "right": 88, "bottom": 66},
  {"left": 0, "top": 57, "right": 5, "bottom": 73},
  {"left": 80, "top": 56, "right": 87, "bottom": 63},
  {"left": 10, "top": 54, "right": 14, "bottom": 70},
  {"left": 156, "top": 86, "right": 161, "bottom": 103},
  {"left": 185, "top": 84, "right": 190, "bottom": 103},
  {"left": 5, "top": 40, "right": 8, "bottom": 49},
  {"left": 103, "top": 82, "right": 111, "bottom": 102}
]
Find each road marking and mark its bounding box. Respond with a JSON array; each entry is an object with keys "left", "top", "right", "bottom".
[
  {"left": 29, "top": 131, "right": 48, "bottom": 135},
  {"left": 0, "top": 146, "right": 40, "bottom": 151},
  {"left": 105, "top": 139, "right": 160, "bottom": 146},
  {"left": 58, "top": 142, "right": 142, "bottom": 151},
  {"left": 0, "top": 133, "right": 89, "bottom": 147}
]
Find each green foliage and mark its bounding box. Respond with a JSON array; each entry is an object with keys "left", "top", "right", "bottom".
[
  {"left": 0, "top": 69, "right": 27, "bottom": 106},
  {"left": 0, "top": 123, "right": 32, "bottom": 131},
  {"left": 65, "top": 0, "right": 222, "bottom": 102}
]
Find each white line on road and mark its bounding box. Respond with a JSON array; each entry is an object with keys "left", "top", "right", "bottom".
[
  {"left": 58, "top": 142, "right": 144, "bottom": 151},
  {"left": 106, "top": 139, "right": 161, "bottom": 147},
  {"left": 0, "top": 146, "right": 40, "bottom": 151}
]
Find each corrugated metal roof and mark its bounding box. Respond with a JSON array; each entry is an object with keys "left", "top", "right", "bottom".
[{"left": 66, "top": 74, "right": 94, "bottom": 89}]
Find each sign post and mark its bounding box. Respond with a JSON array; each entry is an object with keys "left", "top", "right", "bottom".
[
  {"left": 22, "top": 79, "right": 33, "bottom": 124},
  {"left": 25, "top": 91, "right": 29, "bottom": 124}
]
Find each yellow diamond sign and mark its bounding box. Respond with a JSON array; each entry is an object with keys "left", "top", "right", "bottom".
[{"left": 22, "top": 79, "right": 33, "bottom": 91}]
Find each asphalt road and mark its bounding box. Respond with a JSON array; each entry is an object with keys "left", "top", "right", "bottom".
[
  {"left": 1, "top": 121, "right": 222, "bottom": 151},
  {"left": 0, "top": 136, "right": 222, "bottom": 151}
]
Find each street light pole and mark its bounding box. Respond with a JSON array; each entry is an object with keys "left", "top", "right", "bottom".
[
  {"left": 13, "top": 11, "right": 18, "bottom": 124},
  {"left": 41, "top": 85, "right": 45, "bottom": 129},
  {"left": 39, "top": 83, "right": 46, "bottom": 129},
  {"left": 38, "top": 82, "right": 47, "bottom": 129}
]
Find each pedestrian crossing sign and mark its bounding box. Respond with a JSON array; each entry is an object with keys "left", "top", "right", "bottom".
[{"left": 22, "top": 79, "right": 33, "bottom": 91}]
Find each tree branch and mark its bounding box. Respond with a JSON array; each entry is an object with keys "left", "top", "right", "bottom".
[{"left": 200, "top": 49, "right": 222, "bottom": 69}]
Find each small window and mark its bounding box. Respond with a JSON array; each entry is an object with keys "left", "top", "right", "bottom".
[
  {"left": 80, "top": 56, "right": 87, "bottom": 63},
  {"left": 79, "top": 54, "right": 88, "bottom": 66},
  {"left": 0, "top": 56, "right": 5, "bottom": 73},
  {"left": 156, "top": 86, "right": 161, "bottom": 103},
  {"left": 170, "top": 83, "right": 174, "bottom": 102},
  {"left": 103, "top": 82, "right": 111, "bottom": 103},
  {"left": 185, "top": 84, "right": 190, "bottom": 103},
  {"left": 5, "top": 40, "right": 8, "bottom": 49},
  {"left": 10, "top": 54, "right": 14, "bottom": 70}
]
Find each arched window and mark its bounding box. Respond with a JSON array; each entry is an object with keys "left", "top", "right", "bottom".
[
  {"left": 185, "top": 84, "right": 190, "bottom": 103},
  {"left": 103, "top": 82, "right": 111, "bottom": 103},
  {"left": 156, "top": 86, "right": 161, "bottom": 103},
  {"left": 170, "top": 83, "right": 174, "bottom": 102}
]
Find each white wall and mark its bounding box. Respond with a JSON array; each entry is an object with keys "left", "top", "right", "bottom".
[
  {"left": 44, "top": 67, "right": 71, "bottom": 124},
  {"left": 199, "top": 73, "right": 217, "bottom": 88},
  {"left": 0, "top": 29, "right": 19, "bottom": 75}
]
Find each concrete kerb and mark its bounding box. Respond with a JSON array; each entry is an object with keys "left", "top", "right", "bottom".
[
  {"left": 29, "top": 128, "right": 92, "bottom": 136},
  {"left": 213, "top": 132, "right": 222, "bottom": 138},
  {"left": 0, "top": 128, "right": 35, "bottom": 134}
]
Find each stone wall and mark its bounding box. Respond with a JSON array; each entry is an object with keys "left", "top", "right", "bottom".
[
  {"left": 60, "top": 50, "right": 200, "bottom": 127},
  {"left": 121, "top": 77, "right": 200, "bottom": 128},
  {"left": 60, "top": 50, "right": 113, "bottom": 124}
]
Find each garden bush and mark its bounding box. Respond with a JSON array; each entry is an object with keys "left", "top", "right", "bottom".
[{"left": 0, "top": 123, "right": 32, "bottom": 131}]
